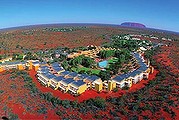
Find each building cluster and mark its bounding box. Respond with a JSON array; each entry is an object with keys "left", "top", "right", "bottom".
[
  {"left": 67, "top": 45, "right": 120, "bottom": 59},
  {"left": 0, "top": 48, "right": 154, "bottom": 96},
  {"left": 37, "top": 62, "right": 103, "bottom": 95},
  {"left": 36, "top": 52, "right": 154, "bottom": 95},
  {"left": 0, "top": 60, "right": 44, "bottom": 72},
  {"left": 109, "top": 53, "right": 154, "bottom": 90}
]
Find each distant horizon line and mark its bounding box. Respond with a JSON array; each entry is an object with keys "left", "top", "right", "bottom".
[{"left": 0, "top": 22, "right": 178, "bottom": 34}]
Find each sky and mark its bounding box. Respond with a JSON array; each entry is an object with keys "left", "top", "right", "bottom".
[{"left": 0, "top": 0, "right": 179, "bottom": 32}]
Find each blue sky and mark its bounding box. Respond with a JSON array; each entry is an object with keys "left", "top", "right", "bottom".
[{"left": 0, "top": 0, "right": 179, "bottom": 32}]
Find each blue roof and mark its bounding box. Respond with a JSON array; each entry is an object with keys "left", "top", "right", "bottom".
[
  {"left": 60, "top": 71, "right": 70, "bottom": 76},
  {"left": 42, "top": 72, "right": 56, "bottom": 79},
  {"left": 40, "top": 66, "right": 49, "bottom": 69},
  {"left": 77, "top": 74, "right": 89, "bottom": 79},
  {"left": 133, "top": 53, "right": 148, "bottom": 72},
  {"left": 67, "top": 72, "right": 78, "bottom": 77},
  {"left": 130, "top": 70, "right": 141, "bottom": 77},
  {"left": 113, "top": 52, "right": 148, "bottom": 82},
  {"left": 32, "top": 61, "right": 40, "bottom": 65},
  {"left": 138, "top": 65, "right": 148, "bottom": 71},
  {"left": 53, "top": 66, "right": 64, "bottom": 72},
  {"left": 113, "top": 73, "right": 130, "bottom": 82},
  {"left": 39, "top": 69, "right": 49, "bottom": 73},
  {"left": 62, "top": 78, "right": 74, "bottom": 84},
  {"left": 2, "top": 61, "right": 21, "bottom": 65},
  {"left": 53, "top": 76, "right": 65, "bottom": 82},
  {"left": 51, "top": 62, "right": 60, "bottom": 67},
  {"left": 86, "top": 75, "right": 100, "bottom": 82},
  {"left": 40, "top": 62, "right": 47, "bottom": 65},
  {"left": 71, "top": 80, "right": 86, "bottom": 87}
]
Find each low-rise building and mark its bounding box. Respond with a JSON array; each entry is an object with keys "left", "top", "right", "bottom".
[
  {"left": 37, "top": 72, "right": 56, "bottom": 86},
  {"left": 59, "top": 78, "right": 74, "bottom": 92},
  {"left": 65, "top": 72, "right": 78, "bottom": 78},
  {"left": 17, "top": 62, "right": 26, "bottom": 70},
  {"left": 74, "top": 73, "right": 89, "bottom": 80},
  {"left": 59, "top": 71, "right": 70, "bottom": 76},
  {"left": 0, "top": 66, "right": 4, "bottom": 72},
  {"left": 112, "top": 74, "right": 131, "bottom": 88},
  {"left": 69, "top": 80, "right": 87, "bottom": 95},
  {"left": 32, "top": 61, "right": 40, "bottom": 71},
  {"left": 50, "top": 76, "right": 65, "bottom": 90},
  {"left": 84, "top": 75, "right": 102, "bottom": 91}
]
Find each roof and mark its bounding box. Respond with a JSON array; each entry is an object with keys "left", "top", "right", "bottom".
[
  {"left": 113, "top": 73, "right": 130, "bottom": 82},
  {"left": 130, "top": 70, "right": 141, "bottom": 77},
  {"left": 61, "top": 78, "right": 74, "bottom": 84},
  {"left": 39, "top": 69, "right": 49, "bottom": 73},
  {"left": 1, "top": 61, "right": 21, "bottom": 65},
  {"left": 53, "top": 76, "right": 65, "bottom": 82},
  {"left": 71, "top": 80, "right": 86, "bottom": 87},
  {"left": 113, "top": 52, "right": 148, "bottom": 82},
  {"left": 76, "top": 74, "right": 89, "bottom": 79},
  {"left": 40, "top": 66, "right": 49, "bottom": 69},
  {"left": 86, "top": 75, "right": 100, "bottom": 82},
  {"left": 60, "top": 71, "right": 70, "bottom": 76},
  {"left": 42, "top": 72, "right": 56, "bottom": 79},
  {"left": 51, "top": 62, "right": 60, "bottom": 67},
  {"left": 67, "top": 72, "right": 78, "bottom": 77},
  {"left": 53, "top": 66, "right": 64, "bottom": 72},
  {"left": 40, "top": 62, "right": 47, "bottom": 65},
  {"left": 32, "top": 61, "right": 40, "bottom": 65}
]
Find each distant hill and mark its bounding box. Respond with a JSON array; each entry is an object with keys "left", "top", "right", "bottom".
[{"left": 121, "top": 22, "right": 146, "bottom": 28}]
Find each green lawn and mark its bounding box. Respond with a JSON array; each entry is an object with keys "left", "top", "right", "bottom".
[
  {"left": 71, "top": 66, "right": 100, "bottom": 75},
  {"left": 108, "top": 57, "right": 118, "bottom": 64}
]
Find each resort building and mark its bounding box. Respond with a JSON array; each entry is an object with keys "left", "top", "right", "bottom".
[
  {"left": 1, "top": 61, "right": 26, "bottom": 70},
  {"left": 108, "top": 81, "right": 116, "bottom": 91},
  {"left": 94, "top": 80, "right": 103, "bottom": 92},
  {"left": 84, "top": 75, "right": 103, "bottom": 91},
  {"left": 67, "top": 46, "right": 120, "bottom": 59},
  {"left": 0, "top": 46, "right": 154, "bottom": 95},
  {"left": 17, "top": 62, "right": 26, "bottom": 70},
  {"left": 59, "top": 71, "right": 71, "bottom": 76},
  {"left": 74, "top": 73, "right": 89, "bottom": 80},
  {"left": 0, "top": 66, "right": 4, "bottom": 72},
  {"left": 32, "top": 61, "right": 40, "bottom": 71},
  {"left": 50, "top": 62, "right": 65, "bottom": 74},
  {"left": 37, "top": 72, "right": 56, "bottom": 86},
  {"left": 64, "top": 72, "right": 78, "bottom": 78},
  {"left": 59, "top": 78, "right": 74, "bottom": 92},
  {"left": 37, "top": 66, "right": 50, "bottom": 74},
  {"left": 68, "top": 80, "right": 87, "bottom": 95},
  {"left": 0, "top": 57, "right": 12, "bottom": 63},
  {"left": 26, "top": 60, "right": 40, "bottom": 70},
  {"left": 111, "top": 52, "right": 151, "bottom": 89},
  {"left": 50, "top": 76, "right": 65, "bottom": 90}
]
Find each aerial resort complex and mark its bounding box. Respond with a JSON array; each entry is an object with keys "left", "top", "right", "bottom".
[{"left": 0, "top": 42, "right": 154, "bottom": 96}]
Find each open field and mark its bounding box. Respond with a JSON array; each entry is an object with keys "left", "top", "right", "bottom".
[{"left": 1, "top": 24, "right": 179, "bottom": 55}]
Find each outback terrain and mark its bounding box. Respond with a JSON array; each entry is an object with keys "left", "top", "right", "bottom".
[{"left": 0, "top": 24, "right": 179, "bottom": 120}]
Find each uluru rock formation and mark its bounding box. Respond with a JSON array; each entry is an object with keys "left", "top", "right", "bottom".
[{"left": 121, "top": 22, "right": 146, "bottom": 28}]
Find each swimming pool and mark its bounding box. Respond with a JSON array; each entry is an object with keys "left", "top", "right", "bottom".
[{"left": 98, "top": 60, "right": 108, "bottom": 68}]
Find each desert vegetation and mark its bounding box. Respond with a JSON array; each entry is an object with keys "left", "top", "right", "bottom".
[{"left": 0, "top": 25, "right": 179, "bottom": 119}]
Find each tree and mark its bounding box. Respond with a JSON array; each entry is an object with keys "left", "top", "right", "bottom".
[
  {"left": 81, "top": 56, "right": 94, "bottom": 67},
  {"left": 99, "top": 70, "right": 111, "bottom": 81}
]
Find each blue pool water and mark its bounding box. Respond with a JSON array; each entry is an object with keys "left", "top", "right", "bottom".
[{"left": 98, "top": 60, "right": 108, "bottom": 68}]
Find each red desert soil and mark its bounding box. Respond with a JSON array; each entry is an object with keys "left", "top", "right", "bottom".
[
  {"left": 0, "top": 71, "right": 59, "bottom": 120},
  {"left": 153, "top": 45, "right": 179, "bottom": 119}
]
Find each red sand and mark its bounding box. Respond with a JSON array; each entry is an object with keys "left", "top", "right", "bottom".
[{"left": 0, "top": 71, "right": 60, "bottom": 120}]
